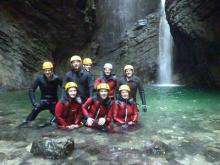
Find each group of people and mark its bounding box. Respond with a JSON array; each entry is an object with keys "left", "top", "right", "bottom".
[{"left": 21, "top": 55, "right": 147, "bottom": 131}]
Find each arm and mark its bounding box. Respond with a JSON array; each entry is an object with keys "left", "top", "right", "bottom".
[
  {"left": 55, "top": 101, "right": 68, "bottom": 127},
  {"left": 88, "top": 74, "right": 93, "bottom": 97},
  {"left": 113, "top": 102, "right": 125, "bottom": 124},
  {"left": 94, "top": 78, "right": 101, "bottom": 90},
  {"left": 28, "top": 77, "right": 39, "bottom": 106},
  {"left": 75, "top": 105, "right": 82, "bottom": 124},
  {"left": 106, "top": 103, "right": 114, "bottom": 125},
  {"left": 132, "top": 104, "right": 138, "bottom": 122},
  {"left": 115, "top": 79, "right": 122, "bottom": 99},
  {"left": 61, "top": 73, "right": 70, "bottom": 100},
  {"left": 137, "top": 78, "right": 147, "bottom": 106},
  {"left": 82, "top": 97, "right": 93, "bottom": 118}
]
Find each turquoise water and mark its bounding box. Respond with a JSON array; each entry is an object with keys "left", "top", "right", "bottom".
[{"left": 0, "top": 86, "right": 220, "bottom": 164}]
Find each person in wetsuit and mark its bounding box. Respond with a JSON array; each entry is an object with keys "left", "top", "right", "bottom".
[
  {"left": 62, "top": 55, "right": 93, "bottom": 103},
  {"left": 82, "top": 83, "right": 114, "bottom": 131},
  {"left": 21, "top": 61, "right": 62, "bottom": 125},
  {"left": 83, "top": 57, "right": 93, "bottom": 73},
  {"left": 55, "top": 82, "right": 83, "bottom": 130},
  {"left": 117, "top": 65, "right": 147, "bottom": 112},
  {"left": 94, "top": 63, "right": 117, "bottom": 100},
  {"left": 113, "top": 84, "right": 138, "bottom": 128}
]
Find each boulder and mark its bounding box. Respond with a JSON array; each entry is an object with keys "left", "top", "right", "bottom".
[{"left": 30, "top": 136, "right": 74, "bottom": 159}]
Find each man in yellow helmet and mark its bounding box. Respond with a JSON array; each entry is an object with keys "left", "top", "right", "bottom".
[
  {"left": 21, "top": 61, "right": 62, "bottom": 126},
  {"left": 117, "top": 65, "right": 147, "bottom": 112},
  {"left": 62, "top": 55, "right": 93, "bottom": 102},
  {"left": 83, "top": 58, "right": 93, "bottom": 72}
]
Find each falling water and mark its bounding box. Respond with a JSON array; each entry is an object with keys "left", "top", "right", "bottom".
[{"left": 158, "top": 0, "right": 173, "bottom": 84}]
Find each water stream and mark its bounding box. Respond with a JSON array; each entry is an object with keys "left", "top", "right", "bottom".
[
  {"left": 0, "top": 86, "right": 219, "bottom": 164},
  {"left": 158, "top": 0, "right": 174, "bottom": 84}
]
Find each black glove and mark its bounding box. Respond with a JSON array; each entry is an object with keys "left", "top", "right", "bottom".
[{"left": 142, "top": 105, "right": 147, "bottom": 112}]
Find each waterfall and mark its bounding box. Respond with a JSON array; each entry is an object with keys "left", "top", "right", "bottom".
[{"left": 158, "top": 0, "right": 173, "bottom": 84}]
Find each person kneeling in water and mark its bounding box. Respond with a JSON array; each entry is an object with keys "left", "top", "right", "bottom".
[
  {"left": 82, "top": 83, "right": 114, "bottom": 131},
  {"left": 55, "top": 82, "right": 83, "bottom": 130},
  {"left": 114, "top": 84, "right": 138, "bottom": 128}
]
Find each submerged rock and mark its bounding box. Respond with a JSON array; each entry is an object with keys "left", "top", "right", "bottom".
[
  {"left": 144, "top": 139, "right": 174, "bottom": 160},
  {"left": 30, "top": 136, "right": 74, "bottom": 159},
  {"left": 204, "top": 144, "right": 220, "bottom": 162}
]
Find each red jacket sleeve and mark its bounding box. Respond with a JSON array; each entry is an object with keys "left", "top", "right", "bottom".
[
  {"left": 55, "top": 101, "right": 68, "bottom": 127},
  {"left": 113, "top": 102, "right": 125, "bottom": 124},
  {"left": 132, "top": 104, "right": 138, "bottom": 122},
  {"left": 75, "top": 105, "right": 82, "bottom": 124},
  {"left": 106, "top": 103, "right": 114, "bottom": 125},
  {"left": 82, "top": 97, "right": 93, "bottom": 118},
  {"left": 94, "top": 78, "right": 101, "bottom": 89}
]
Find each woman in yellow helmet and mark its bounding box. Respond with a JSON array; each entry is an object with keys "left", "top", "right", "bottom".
[
  {"left": 55, "top": 82, "right": 83, "bottom": 130},
  {"left": 113, "top": 84, "right": 138, "bottom": 128}
]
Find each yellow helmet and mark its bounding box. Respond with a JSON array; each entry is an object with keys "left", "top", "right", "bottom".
[
  {"left": 42, "top": 61, "right": 53, "bottom": 70},
  {"left": 97, "top": 83, "right": 110, "bottom": 91},
  {"left": 119, "top": 84, "right": 130, "bottom": 92},
  {"left": 65, "top": 82, "right": 78, "bottom": 91},
  {"left": 83, "top": 58, "right": 93, "bottom": 65},
  {"left": 70, "top": 55, "right": 82, "bottom": 63},
  {"left": 124, "top": 65, "right": 134, "bottom": 71}
]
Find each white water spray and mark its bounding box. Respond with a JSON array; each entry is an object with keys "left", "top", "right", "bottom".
[{"left": 158, "top": 0, "right": 173, "bottom": 84}]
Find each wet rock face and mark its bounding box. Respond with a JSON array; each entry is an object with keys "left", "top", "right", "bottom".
[
  {"left": 30, "top": 137, "right": 74, "bottom": 159},
  {"left": 0, "top": 0, "right": 95, "bottom": 90},
  {"left": 93, "top": 12, "right": 160, "bottom": 83},
  {"left": 166, "top": 0, "right": 220, "bottom": 87}
]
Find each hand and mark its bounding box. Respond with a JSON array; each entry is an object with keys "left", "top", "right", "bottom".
[
  {"left": 67, "top": 125, "right": 75, "bottom": 130},
  {"left": 86, "top": 117, "right": 94, "bottom": 126},
  {"left": 33, "top": 102, "right": 40, "bottom": 108},
  {"left": 98, "top": 117, "right": 106, "bottom": 126},
  {"left": 72, "top": 124, "right": 80, "bottom": 128},
  {"left": 122, "top": 123, "right": 129, "bottom": 128},
  {"left": 142, "top": 105, "right": 147, "bottom": 112},
  {"left": 128, "top": 121, "right": 135, "bottom": 125}
]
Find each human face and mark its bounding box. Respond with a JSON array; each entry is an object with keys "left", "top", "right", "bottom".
[
  {"left": 104, "top": 67, "right": 111, "bottom": 76},
  {"left": 71, "top": 60, "right": 81, "bottom": 70},
  {"left": 125, "top": 69, "right": 133, "bottom": 78},
  {"left": 83, "top": 64, "right": 92, "bottom": 72},
  {"left": 43, "top": 69, "right": 53, "bottom": 79},
  {"left": 120, "top": 90, "right": 129, "bottom": 99},
  {"left": 67, "top": 87, "right": 77, "bottom": 99},
  {"left": 99, "top": 89, "right": 108, "bottom": 100}
]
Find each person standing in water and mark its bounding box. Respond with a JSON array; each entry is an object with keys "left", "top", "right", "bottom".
[
  {"left": 113, "top": 84, "right": 138, "bottom": 128},
  {"left": 94, "top": 63, "right": 117, "bottom": 100},
  {"left": 21, "top": 61, "right": 62, "bottom": 126},
  {"left": 62, "top": 55, "right": 93, "bottom": 103},
  {"left": 118, "top": 65, "right": 147, "bottom": 112},
  {"left": 55, "top": 82, "right": 83, "bottom": 130},
  {"left": 83, "top": 58, "right": 93, "bottom": 73},
  {"left": 82, "top": 83, "right": 114, "bottom": 131}
]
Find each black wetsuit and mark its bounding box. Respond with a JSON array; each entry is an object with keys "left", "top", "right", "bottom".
[
  {"left": 26, "top": 74, "right": 62, "bottom": 121},
  {"left": 62, "top": 68, "right": 93, "bottom": 102},
  {"left": 117, "top": 75, "right": 146, "bottom": 105}
]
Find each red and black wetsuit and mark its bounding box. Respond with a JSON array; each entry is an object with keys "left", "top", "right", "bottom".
[
  {"left": 113, "top": 98, "right": 138, "bottom": 125},
  {"left": 55, "top": 97, "right": 82, "bottom": 128},
  {"left": 117, "top": 75, "right": 146, "bottom": 104},
  {"left": 26, "top": 74, "right": 62, "bottom": 121},
  {"left": 94, "top": 74, "right": 117, "bottom": 99},
  {"left": 82, "top": 96, "right": 114, "bottom": 128}
]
